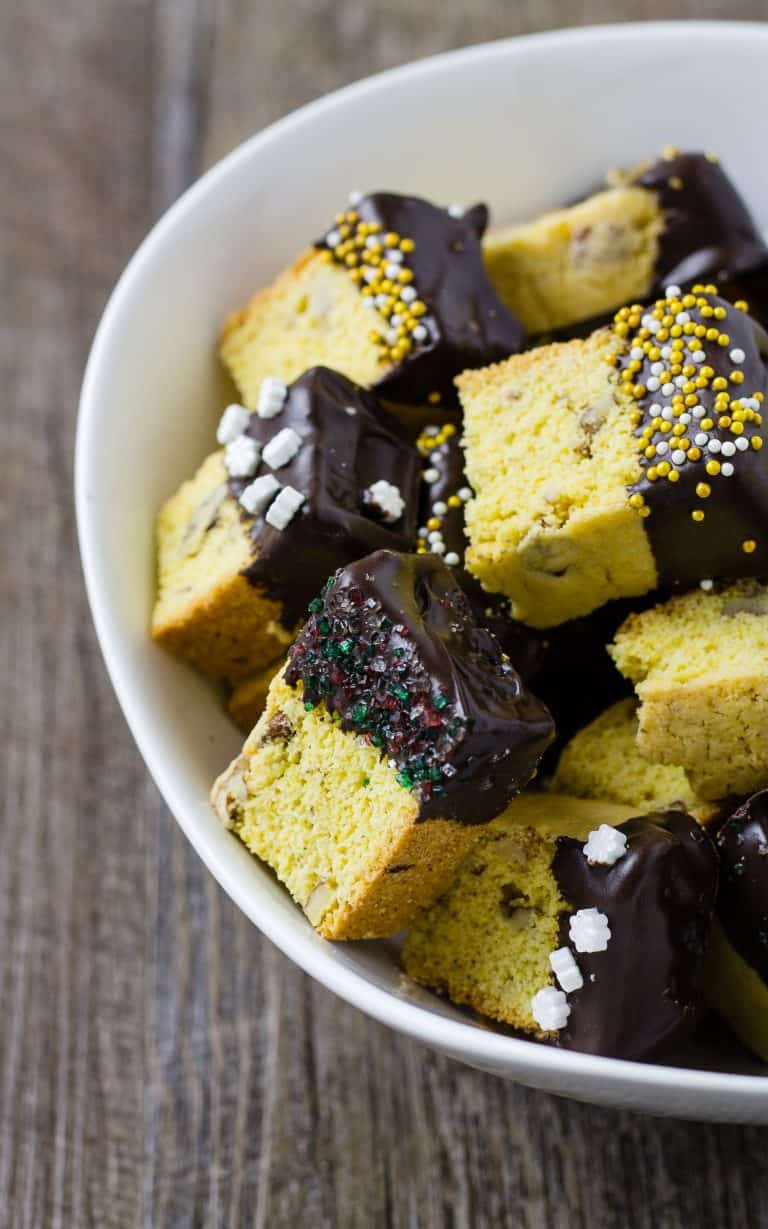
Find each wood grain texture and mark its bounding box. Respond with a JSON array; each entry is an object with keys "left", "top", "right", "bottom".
[{"left": 2, "top": 1, "right": 768, "bottom": 1226}]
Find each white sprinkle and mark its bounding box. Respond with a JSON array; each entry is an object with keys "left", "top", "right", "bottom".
[
  {"left": 671, "top": 449, "right": 686, "bottom": 465},
  {"left": 665, "top": 284, "right": 682, "bottom": 299},
  {"left": 430, "top": 450, "right": 444, "bottom": 464},
  {"left": 216, "top": 403, "right": 250, "bottom": 445},
  {"left": 569, "top": 908, "right": 611, "bottom": 954},
  {"left": 365, "top": 234, "right": 382, "bottom": 249},
  {"left": 431, "top": 541, "right": 446, "bottom": 555},
  {"left": 692, "top": 406, "right": 706, "bottom": 419},
  {"left": 630, "top": 347, "right": 645, "bottom": 361},
  {"left": 427, "top": 530, "right": 443, "bottom": 545},
  {"left": 655, "top": 441, "right": 669, "bottom": 455},
  {"left": 240, "top": 473, "right": 280, "bottom": 515},
  {"left": 326, "top": 229, "right": 341, "bottom": 248},
  {"left": 730, "top": 347, "right": 746, "bottom": 364},
  {"left": 736, "top": 436, "right": 750, "bottom": 451},
  {"left": 348, "top": 189, "right": 363, "bottom": 205},
  {"left": 647, "top": 318, "right": 661, "bottom": 335},
  {"left": 549, "top": 947, "right": 584, "bottom": 993},
  {"left": 646, "top": 377, "right": 661, "bottom": 392},
  {"left": 721, "top": 461, "right": 735, "bottom": 476},
  {"left": 433, "top": 500, "right": 448, "bottom": 515},
  {"left": 690, "top": 350, "right": 706, "bottom": 364},
  {"left": 661, "top": 407, "right": 675, "bottom": 422},
  {"left": 363, "top": 267, "right": 378, "bottom": 284},
  {"left": 458, "top": 487, "right": 472, "bottom": 502},
  {"left": 530, "top": 986, "right": 571, "bottom": 1032},
  {"left": 661, "top": 346, "right": 673, "bottom": 360},
  {"left": 385, "top": 248, "right": 403, "bottom": 264},
  {"left": 225, "top": 435, "right": 261, "bottom": 478},
  {"left": 694, "top": 432, "right": 709, "bottom": 447},
  {"left": 707, "top": 438, "right": 722, "bottom": 454},
  {"left": 424, "top": 425, "right": 440, "bottom": 436},
  {"left": 385, "top": 263, "right": 401, "bottom": 280},
  {"left": 743, "top": 397, "right": 759, "bottom": 411},
  {"left": 263, "top": 426, "right": 302, "bottom": 470},
  {"left": 265, "top": 485, "right": 305, "bottom": 530},
  {"left": 448, "top": 202, "right": 465, "bottom": 218},
  {"left": 412, "top": 324, "right": 428, "bottom": 343},
  {"left": 650, "top": 362, "right": 664, "bottom": 377},
  {"left": 386, "top": 329, "right": 399, "bottom": 346},
  {"left": 721, "top": 440, "right": 736, "bottom": 457},
  {"left": 418, "top": 526, "right": 428, "bottom": 537},
  {"left": 400, "top": 286, "right": 417, "bottom": 303},
  {"left": 674, "top": 375, "right": 687, "bottom": 388},
  {"left": 345, "top": 405, "right": 357, "bottom": 416},
  {"left": 365, "top": 479, "right": 405, "bottom": 523},
  {"left": 584, "top": 824, "right": 628, "bottom": 867},
  {"left": 700, "top": 578, "right": 714, "bottom": 591},
  {"left": 375, "top": 293, "right": 390, "bottom": 309},
  {"left": 444, "top": 551, "right": 460, "bottom": 567},
  {"left": 257, "top": 377, "right": 288, "bottom": 419},
  {"left": 423, "top": 467, "right": 440, "bottom": 484},
  {"left": 390, "top": 313, "right": 404, "bottom": 327},
  {"left": 649, "top": 403, "right": 662, "bottom": 415},
  {"left": 679, "top": 413, "right": 691, "bottom": 425},
  {"left": 662, "top": 382, "right": 675, "bottom": 396},
  {"left": 676, "top": 311, "right": 691, "bottom": 325}
]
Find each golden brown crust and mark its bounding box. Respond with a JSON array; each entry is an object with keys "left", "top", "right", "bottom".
[{"left": 227, "top": 659, "right": 284, "bottom": 732}]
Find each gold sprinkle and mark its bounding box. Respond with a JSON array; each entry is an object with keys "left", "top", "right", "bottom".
[
  {"left": 692, "top": 510, "right": 705, "bottom": 522},
  {"left": 706, "top": 460, "right": 721, "bottom": 476},
  {"left": 696, "top": 482, "right": 711, "bottom": 499},
  {"left": 752, "top": 436, "right": 764, "bottom": 450},
  {"left": 743, "top": 539, "right": 758, "bottom": 554}
]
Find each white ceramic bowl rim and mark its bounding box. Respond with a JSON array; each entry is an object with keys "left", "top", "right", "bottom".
[{"left": 77, "top": 21, "right": 768, "bottom": 1110}]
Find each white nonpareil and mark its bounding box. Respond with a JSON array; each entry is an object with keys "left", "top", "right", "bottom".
[
  {"left": 257, "top": 376, "right": 288, "bottom": 419},
  {"left": 225, "top": 435, "right": 261, "bottom": 479},
  {"left": 265, "top": 485, "right": 305, "bottom": 530},
  {"left": 548, "top": 946, "right": 584, "bottom": 993},
  {"left": 239, "top": 473, "right": 280, "bottom": 515},
  {"left": 263, "top": 427, "right": 302, "bottom": 470},
  {"left": 365, "top": 479, "right": 405, "bottom": 524},
  {"left": 530, "top": 986, "right": 571, "bottom": 1031},
  {"left": 569, "top": 907, "right": 611, "bottom": 953},
  {"left": 216, "top": 403, "right": 250, "bottom": 445},
  {"left": 583, "top": 824, "right": 628, "bottom": 867}
]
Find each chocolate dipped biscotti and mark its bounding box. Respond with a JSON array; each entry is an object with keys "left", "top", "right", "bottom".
[
  {"left": 460, "top": 285, "right": 768, "bottom": 626},
  {"left": 219, "top": 192, "right": 525, "bottom": 408},
  {"left": 403, "top": 795, "right": 718, "bottom": 1059},
  {"left": 211, "top": 551, "right": 554, "bottom": 939},
  {"left": 152, "top": 367, "right": 421, "bottom": 681}
]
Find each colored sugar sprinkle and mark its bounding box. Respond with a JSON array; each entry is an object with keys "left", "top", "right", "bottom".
[
  {"left": 415, "top": 420, "right": 469, "bottom": 567},
  {"left": 320, "top": 203, "right": 429, "bottom": 367},
  {"left": 285, "top": 578, "right": 469, "bottom": 803}
]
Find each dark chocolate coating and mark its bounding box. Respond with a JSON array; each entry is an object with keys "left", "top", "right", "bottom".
[
  {"left": 632, "top": 153, "right": 768, "bottom": 291},
  {"left": 552, "top": 810, "right": 719, "bottom": 1060},
  {"left": 229, "top": 367, "right": 421, "bottom": 628},
  {"left": 318, "top": 194, "right": 525, "bottom": 405},
  {"left": 626, "top": 294, "right": 768, "bottom": 587},
  {"left": 716, "top": 790, "right": 768, "bottom": 982},
  {"left": 284, "top": 550, "right": 554, "bottom": 823}
]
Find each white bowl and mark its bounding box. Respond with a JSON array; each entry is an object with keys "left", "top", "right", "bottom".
[{"left": 77, "top": 21, "right": 768, "bottom": 1121}]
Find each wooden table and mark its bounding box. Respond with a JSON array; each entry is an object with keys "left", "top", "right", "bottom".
[{"left": 4, "top": 3, "right": 768, "bottom": 1224}]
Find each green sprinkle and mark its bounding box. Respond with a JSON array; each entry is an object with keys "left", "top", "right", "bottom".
[
  {"left": 351, "top": 702, "right": 368, "bottom": 724},
  {"left": 308, "top": 597, "right": 323, "bottom": 614},
  {"left": 396, "top": 771, "right": 414, "bottom": 790},
  {"left": 338, "top": 639, "right": 353, "bottom": 654},
  {"left": 304, "top": 700, "right": 315, "bottom": 711},
  {"left": 318, "top": 617, "right": 330, "bottom": 634},
  {"left": 435, "top": 694, "right": 448, "bottom": 710},
  {"left": 362, "top": 777, "right": 370, "bottom": 787},
  {"left": 392, "top": 684, "right": 409, "bottom": 702}
]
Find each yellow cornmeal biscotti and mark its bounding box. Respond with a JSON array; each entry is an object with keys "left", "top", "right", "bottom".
[
  {"left": 403, "top": 794, "right": 718, "bottom": 1059},
  {"left": 483, "top": 149, "right": 767, "bottom": 334},
  {"left": 610, "top": 582, "right": 768, "bottom": 800},
  {"left": 211, "top": 551, "right": 553, "bottom": 940},
  {"left": 220, "top": 192, "right": 523, "bottom": 409},
  {"left": 227, "top": 661, "right": 283, "bottom": 733},
  {"left": 551, "top": 697, "right": 716, "bottom": 821},
  {"left": 460, "top": 285, "right": 768, "bottom": 627},
  {"left": 152, "top": 367, "right": 421, "bottom": 682}
]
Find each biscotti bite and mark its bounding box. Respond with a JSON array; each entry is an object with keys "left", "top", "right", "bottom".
[
  {"left": 152, "top": 367, "right": 421, "bottom": 682},
  {"left": 219, "top": 192, "right": 524, "bottom": 409},
  {"left": 403, "top": 796, "right": 718, "bottom": 1059},
  {"left": 460, "top": 285, "right": 768, "bottom": 627},
  {"left": 211, "top": 551, "right": 554, "bottom": 940},
  {"left": 706, "top": 791, "right": 768, "bottom": 1062},
  {"left": 551, "top": 698, "right": 714, "bottom": 821},
  {"left": 483, "top": 149, "right": 767, "bottom": 334},
  {"left": 610, "top": 581, "right": 768, "bottom": 801}
]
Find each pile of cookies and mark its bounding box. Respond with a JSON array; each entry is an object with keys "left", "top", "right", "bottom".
[{"left": 153, "top": 149, "right": 768, "bottom": 1063}]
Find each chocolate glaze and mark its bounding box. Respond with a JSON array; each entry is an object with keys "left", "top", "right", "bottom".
[
  {"left": 228, "top": 367, "right": 421, "bottom": 628},
  {"left": 552, "top": 811, "right": 718, "bottom": 1060},
  {"left": 716, "top": 790, "right": 768, "bottom": 982},
  {"left": 317, "top": 193, "right": 525, "bottom": 405},
  {"left": 632, "top": 153, "right": 768, "bottom": 292},
  {"left": 284, "top": 550, "right": 554, "bottom": 823},
  {"left": 625, "top": 294, "right": 768, "bottom": 587}
]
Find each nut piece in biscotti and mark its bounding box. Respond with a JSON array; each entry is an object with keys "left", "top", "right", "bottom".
[
  {"left": 705, "top": 791, "right": 768, "bottom": 1062},
  {"left": 483, "top": 149, "right": 767, "bottom": 335},
  {"left": 152, "top": 367, "right": 421, "bottom": 682},
  {"left": 227, "top": 659, "right": 283, "bottom": 733},
  {"left": 404, "top": 795, "right": 718, "bottom": 1059},
  {"left": 551, "top": 697, "right": 718, "bottom": 824},
  {"left": 610, "top": 581, "right": 768, "bottom": 801},
  {"left": 460, "top": 286, "right": 768, "bottom": 627},
  {"left": 219, "top": 192, "right": 524, "bottom": 409},
  {"left": 211, "top": 550, "right": 554, "bottom": 940}
]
